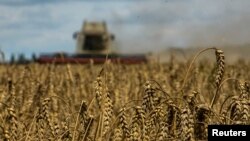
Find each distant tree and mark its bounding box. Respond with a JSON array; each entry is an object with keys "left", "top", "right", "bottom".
[
  {"left": 10, "top": 54, "right": 15, "bottom": 64},
  {"left": 32, "top": 53, "right": 37, "bottom": 62},
  {"left": 18, "top": 53, "right": 26, "bottom": 63},
  {"left": 0, "top": 48, "right": 5, "bottom": 63}
]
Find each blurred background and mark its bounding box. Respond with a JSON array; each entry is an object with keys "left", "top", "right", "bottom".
[{"left": 0, "top": 0, "right": 250, "bottom": 62}]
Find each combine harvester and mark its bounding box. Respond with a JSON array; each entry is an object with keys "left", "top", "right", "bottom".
[{"left": 36, "top": 21, "right": 148, "bottom": 64}]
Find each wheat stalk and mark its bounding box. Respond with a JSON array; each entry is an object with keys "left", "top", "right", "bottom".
[
  {"left": 102, "top": 91, "right": 113, "bottom": 137},
  {"left": 142, "top": 81, "right": 156, "bottom": 113},
  {"left": 179, "top": 105, "right": 194, "bottom": 141},
  {"left": 194, "top": 104, "right": 211, "bottom": 140}
]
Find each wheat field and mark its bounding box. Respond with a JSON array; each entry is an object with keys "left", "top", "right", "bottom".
[{"left": 0, "top": 48, "right": 249, "bottom": 141}]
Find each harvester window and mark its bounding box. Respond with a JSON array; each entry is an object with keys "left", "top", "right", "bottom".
[{"left": 84, "top": 35, "right": 105, "bottom": 51}]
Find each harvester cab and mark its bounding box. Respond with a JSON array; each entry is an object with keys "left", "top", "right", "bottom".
[{"left": 73, "top": 21, "right": 115, "bottom": 54}]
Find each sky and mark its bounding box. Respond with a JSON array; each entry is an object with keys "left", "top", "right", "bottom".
[{"left": 0, "top": 0, "right": 250, "bottom": 60}]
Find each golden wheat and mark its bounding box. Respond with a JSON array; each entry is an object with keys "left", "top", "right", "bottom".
[{"left": 0, "top": 48, "right": 249, "bottom": 140}]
